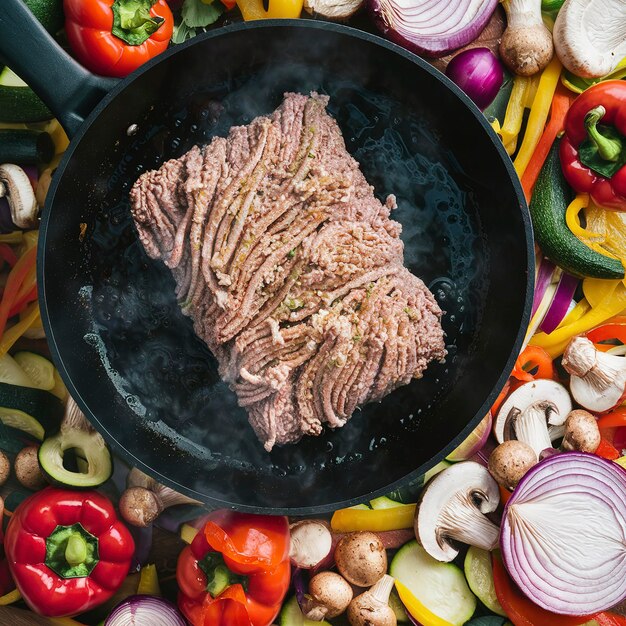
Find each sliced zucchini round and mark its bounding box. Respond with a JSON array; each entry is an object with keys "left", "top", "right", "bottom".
[
  {"left": 280, "top": 596, "right": 332, "bottom": 626},
  {"left": 0, "top": 382, "right": 63, "bottom": 439},
  {"left": 39, "top": 428, "right": 112, "bottom": 488},
  {"left": 14, "top": 352, "right": 55, "bottom": 391}
]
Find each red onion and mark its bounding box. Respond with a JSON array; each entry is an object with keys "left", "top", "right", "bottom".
[
  {"left": 532, "top": 258, "right": 556, "bottom": 317},
  {"left": 539, "top": 272, "right": 579, "bottom": 334},
  {"left": 104, "top": 595, "right": 187, "bottom": 626},
  {"left": 445, "top": 48, "right": 504, "bottom": 110},
  {"left": 501, "top": 452, "right": 626, "bottom": 615},
  {"left": 368, "top": 0, "right": 498, "bottom": 57},
  {"left": 446, "top": 413, "right": 492, "bottom": 462}
]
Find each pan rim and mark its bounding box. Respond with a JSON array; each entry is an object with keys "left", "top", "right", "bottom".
[{"left": 38, "top": 19, "right": 534, "bottom": 514}]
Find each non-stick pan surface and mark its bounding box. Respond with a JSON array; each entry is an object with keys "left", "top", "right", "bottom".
[{"left": 0, "top": 6, "right": 533, "bottom": 513}]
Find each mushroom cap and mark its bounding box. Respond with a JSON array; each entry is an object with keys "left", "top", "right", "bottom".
[
  {"left": 119, "top": 486, "right": 162, "bottom": 527},
  {"left": 335, "top": 531, "right": 387, "bottom": 587},
  {"left": 488, "top": 440, "right": 537, "bottom": 490},
  {"left": 14, "top": 446, "right": 47, "bottom": 490},
  {"left": 415, "top": 461, "right": 499, "bottom": 562},
  {"left": 495, "top": 379, "right": 572, "bottom": 444},
  {"left": 289, "top": 519, "right": 333, "bottom": 569},
  {"left": 0, "top": 451, "right": 10, "bottom": 486},
  {"left": 309, "top": 571, "right": 353, "bottom": 619},
  {"left": 303, "top": 0, "right": 362, "bottom": 20},
  {"left": 562, "top": 410, "right": 601, "bottom": 453}
]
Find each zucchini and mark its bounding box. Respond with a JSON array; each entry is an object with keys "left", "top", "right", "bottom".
[
  {"left": 0, "top": 380, "right": 63, "bottom": 439},
  {"left": 39, "top": 399, "right": 112, "bottom": 488},
  {"left": 0, "top": 129, "right": 54, "bottom": 164},
  {"left": 389, "top": 589, "right": 410, "bottom": 623},
  {"left": 390, "top": 540, "right": 477, "bottom": 626},
  {"left": 423, "top": 459, "right": 452, "bottom": 484},
  {"left": 280, "top": 596, "right": 331, "bottom": 626},
  {"left": 14, "top": 352, "right": 55, "bottom": 391},
  {"left": 0, "top": 66, "right": 52, "bottom": 124},
  {"left": 370, "top": 495, "right": 405, "bottom": 509},
  {"left": 0, "top": 353, "right": 37, "bottom": 387},
  {"left": 530, "top": 140, "right": 624, "bottom": 279},
  {"left": 23, "top": 0, "right": 64, "bottom": 34},
  {"left": 464, "top": 546, "right": 506, "bottom": 616}
]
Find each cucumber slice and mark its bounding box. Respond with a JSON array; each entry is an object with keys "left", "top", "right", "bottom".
[
  {"left": 39, "top": 427, "right": 112, "bottom": 488},
  {"left": 389, "top": 589, "right": 410, "bottom": 623},
  {"left": 0, "top": 381, "right": 63, "bottom": 439},
  {"left": 0, "top": 353, "right": 36, "bottom": 387},
  {"left": 423, "top": 460, "right": 452, "bottom": 484},
  {"left": 280, "top": 596, "right": 332, "bottom": 626},
  {"left": 390, "top": 540, "right": 476, "bottom": 626},
  {"left": 464, "top": 547, "right": 506, "bottom": 616},
  {"left": 370, "top": 495, "right": 405, "bottom": 510},
  {"left": 14, "top": 352, "right": 55, "bottom": 391}
]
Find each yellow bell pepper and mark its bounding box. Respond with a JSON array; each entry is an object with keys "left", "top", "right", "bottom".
[
  {"left": 137, "top": 563, "right": 161, "bottom": 596},
  {"left": 0, "top": 589, "right": 21, "bottom": 606},
  {"left": 330, "top": 503, "right": 416, "bottom": 532},
  {"left": 237, "top": 0, "right": 303, "bottom": 20},
  {"left": 531, "top": 279, "right": 626, "bottom": 357},
  {"left": 395, "top": 580, "right": 455, "bottom": 626},
  {"left": 615, "top": 456, "right": 626, "bottom": 470},
  {"left": 513, "top": 56, "right": 562, "bottom": 177},
  {"left": 498, "top": 76, "right": 531, "bottom": 155},
  {"left": 181, "top": 523, "right": 199, "bottom": 544},
  {"left": 0, "top": 301, "right": 40, "bottom": 357}
]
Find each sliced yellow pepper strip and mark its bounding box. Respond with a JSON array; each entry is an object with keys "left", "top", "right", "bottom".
[
  {"left": 181, "top": 523, "right": 199, "bottom": 544},
  {"left": 237, "top": 0, "right": 303, "bottom": 20},
  {"left": 395, "top": 580, "right": 455, "bottom": 626},
  {"left": 0, "top": 232, "right": 23, "bottom": 245},
  {"left": 49, "top": 618, "right": 86, "bottom": 626},
  {"left": 330, "top": 503, "right": 416, "bottom": 532},
  {"left": 514, "top": 56, "right": 562, "bottom": 177},
  {"left": 0, "top": 589, "right": 21, "bottom": 605},
  {"left": 499, "top": 76, "right": 531, "bottom": 155},
  {"left": 137, "top": 563, "right": 161, "bottom": 596},
  {"left": 0, "top": 301, "right": 40, "bottom": 357},
  {"left": 531, "top": 279, "right": 626, "bottom": 357}
]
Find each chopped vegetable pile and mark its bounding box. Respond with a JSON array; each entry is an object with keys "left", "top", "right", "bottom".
[{"left": 1, "top": 0, "right": 626, "bottom": 624}]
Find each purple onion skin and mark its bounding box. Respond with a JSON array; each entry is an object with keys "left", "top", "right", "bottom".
[
  {"left": 539, "top": 447, "right": 559, "bottom": 461},
  {"left": 367, "top": 0, "right": 498, "bottom": 58},
  {"left": 104, "top": 595, "right": 187, "bottom": 626},
  {"left": 445, "top": 48, "right": 504, "bottom": 110}
]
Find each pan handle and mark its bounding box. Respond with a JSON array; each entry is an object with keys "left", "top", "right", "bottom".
[{"left": 0, "top": 0, "right": 117, "bottom": 138}]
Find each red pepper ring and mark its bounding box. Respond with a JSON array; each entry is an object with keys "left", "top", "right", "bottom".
[
  {"left": 4, "top": 487, "right": 134, "bottom": 617},
  {"left": 560, "top": 80, "right": 626, "bottom": 210}
]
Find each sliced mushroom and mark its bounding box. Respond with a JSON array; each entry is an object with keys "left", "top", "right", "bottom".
[
  {"left": 119, "top": 468, "right": 202, "bottom": 527},
  {"left": 415, "top": 461, "right": 500, "bottom": 562},
  {"left": 0, "top": 164, "right": 38, "bottom": 229},
  {"left": 494, "top": 379, "right": 572, "bottom": 457},
  {"left": 562, "top": 336, "right": 626, "bottom": 413},
  {"left": 303, "top": 0, "right": 362, "bottom": 20}
]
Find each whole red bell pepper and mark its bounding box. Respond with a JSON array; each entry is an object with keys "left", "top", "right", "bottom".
[
  {"left": 176, "top": 510, "right": 290, "bottom": 626},
  {"left": 560, "top": 81, "right": 626, "bottom": 211},
  {"left": 4, "top": 487, "right": 134, "bottom": 617},
  {"left": 64, "top": 0, "right": 174, "bottom": 77}
]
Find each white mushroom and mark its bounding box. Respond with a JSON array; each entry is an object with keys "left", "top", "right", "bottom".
[
  {"left": 499, "top": 0, "right": 554, "bottom": 76},
  {"left": 304, "top": 571, "right": 353, "bottom": 620},
  {"left": 347, "top": 574, "right": 397, "bottom": 626},
  {"left": 289, "top": 519, "right": 333, "bottom": 569},
  {"left": 563, "top": 336, "right": 626, "bottom": 413},
  {"left": 562, "top": 409, "right": 601, "bottom": 453},
  {"left": 494, "top": 379, "right": 572, "bottom": 457},
  {"left": 488, "top": 440, "right": 537, "bottom": 491},
  {"left": 415, "top": 461, "right": 500, "bottom": 563},
  {"left": 554, "top": 0, "right": 626, "bottom": 78},
  {"left": 119, "top": 468, "right": 201, "bottom": 527},
  {"left": 303, "top": 0, "right": 362, "bottom": 20},
  {"left": 0, "top": 164, "right": 38, "bottom": 229}
]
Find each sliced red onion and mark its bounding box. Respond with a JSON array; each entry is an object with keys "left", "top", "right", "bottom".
[
  {"left": 104, "top": 595, "right": 186, "bottom": 626},
  {"left": 539, "top": 273, "right": 579, "bottom": 334},
  {"left": 501, "top": 452, "right": 626, "bottom": 615},
  {"left": 292, "top": 567, "right": 308, "bottom": 609},
  {"left": 368, "top": 0, "right": 498, "bottom": 57},
  {"left": 538, "top": 447, "right": 559, "bottom": 461},
  {"left": 445, "top": 48, "right": 503, "bottom": 110},
  {"left": 130, "top": 524, "right": 153, "bottom": 570},
  {"left": 532, "top": 258, "right": 556, "bottom": 318},
  {"left": 446, "top": 413, "right": 492, "bottom": 462}
]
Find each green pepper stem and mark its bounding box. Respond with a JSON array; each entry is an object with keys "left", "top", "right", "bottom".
[
  {"left": 65, "top": 533, "right": 88, "bottom": 567},
  {"left": 585, "top": 106, "right": 622, "bottom": 162}
]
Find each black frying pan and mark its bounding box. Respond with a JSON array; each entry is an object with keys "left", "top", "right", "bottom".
[{"left": 0, "top": 1, "right": 533, "bottom": 514}]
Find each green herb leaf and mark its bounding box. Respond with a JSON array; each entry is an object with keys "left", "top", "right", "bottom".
[
  {"left": 181, "top": 0, "right": 223, "bottom": 28},
  {"left": 172, "top": 21, "right": 197, "bottom": 44},
  {"left": 579, "top": 125, "right": 626, "bottom": 179},
  {"left": 111, "top": 0, "right": 164, "bottom": 46}
]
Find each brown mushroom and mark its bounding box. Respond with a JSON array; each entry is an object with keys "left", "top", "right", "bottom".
[
  {"left": 304, "top": 571, "right": 353, "bottom": 620},
  {"left": 488, "top": 440, "right": 537, "bottom": 491},
  {"left": 335, "top": 531, "right": 387, "bottom": 587},
  {"left": 347, "top": 574, "right": 397, "bottom": 626},
  {"left": 0, "top": 450, "right": 10, "bottom": 486},
  {"left": 562, "top": 409, "right": 601, "bottom": 453},
  {"left": 15, "top": 446, "right": 47, "bottom": 490}
]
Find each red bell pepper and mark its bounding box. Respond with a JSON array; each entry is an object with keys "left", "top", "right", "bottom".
[
  {"left": 492, "top": 552, "right": 593, "bottom": 626},
  {"left": 64, "top": 0, "right": 174, "bottom": 78},
  {"left": 595, "top": 437, "right": 621, "bottom": 460},
  {"left": 176, "top": 510, "right": 290, "bottom": 626},
  {"left": 4, "top": 487, "right": 134, "bottom": 617},
  {"left": 511, "top": 345, "right": 556, "bottom": 382},
  {"left": 560, "top": 81, "right": 626, "bottom": 211}
]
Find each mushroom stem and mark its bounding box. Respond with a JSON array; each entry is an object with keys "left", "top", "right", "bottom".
[
  {"left": 0, "top": 164, "right": 39, "bottom": 229},
  {"left": 438, "top": 491, "right": 500, "bottom": 552},
  {"left": 369, "top": 574, "right": 395, "bottom": 604},
  {"left": 511, "top": 402, "right": 555, "bottom": 458}
]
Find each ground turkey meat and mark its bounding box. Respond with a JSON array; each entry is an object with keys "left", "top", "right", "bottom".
[{"left": 130, "top": 92, "right": 446, "bottom": 451}]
